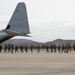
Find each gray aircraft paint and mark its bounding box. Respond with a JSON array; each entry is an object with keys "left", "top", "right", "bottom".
[
  {"left": 0, "top": 31, "right": 7, "bottom": 40},
  {"left": 0, "top": 2, "right": 30, "bottom": 43},
  {"left": 8, "top": 2, "right": 30, "bottom": 34}
]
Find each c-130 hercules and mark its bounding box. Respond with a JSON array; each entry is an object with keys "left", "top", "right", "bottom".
[{"left": 0, "top": 2, "right": 30, "bottom": 43}]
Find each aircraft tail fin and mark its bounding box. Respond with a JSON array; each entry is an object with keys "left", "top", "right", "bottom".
[{"left": 6, "top": 2, "right": 30, "bottom": 34}]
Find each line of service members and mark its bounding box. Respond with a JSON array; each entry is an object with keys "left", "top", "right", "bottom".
[{"left": 0, "top": 44, "right": 75, "bottom": 53}]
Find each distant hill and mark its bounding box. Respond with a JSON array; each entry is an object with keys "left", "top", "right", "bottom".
[
  {"left": 45, "top": 39, "right": 75, "bottom": 45},
  {"left": 1, "top": 39, "right": 75, "bottom": 46},
  {"left": 1, "top": 39, "right": 43, "bottom": 46}
]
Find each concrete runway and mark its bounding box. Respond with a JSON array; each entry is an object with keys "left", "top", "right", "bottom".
[{"left": 0, "top": 50, "right": 75, "bottom": 75}]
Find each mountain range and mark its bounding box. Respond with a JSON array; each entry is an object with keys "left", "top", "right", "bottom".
[{"left": 1, "top": 39, "right": 75, "bottom": 46}]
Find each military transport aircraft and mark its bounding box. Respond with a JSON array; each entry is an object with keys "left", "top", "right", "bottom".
[{"left": 0, "top": 2, "right": 30, "bottom": 43}]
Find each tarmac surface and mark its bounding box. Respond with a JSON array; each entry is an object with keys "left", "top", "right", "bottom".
[{"left": 0, "top": 49, "right": 75, "bottom": 75}]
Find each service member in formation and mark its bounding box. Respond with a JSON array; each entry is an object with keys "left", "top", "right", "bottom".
[
  {"left": 73, "top": 43, "right": 75, "bottom": 52},
  {"left": 4, "top": 44, "right": 7, "bottom": 53},
  {"left": 25, "top": 45, "right": 28, "bottom": 53},
  {"left": 20, "top": 45, "right": 24, "bottom": 53},
  {"left": 30, "top": 44, "right": 33, "bottom": 53},
  {"left": 15, "top": 45, "right": 18, "bottom": 53},
  {"left": 64, "top": 44, "right": 68, "bottom": 53},
  {"left": 58, "top": 44, "right": 61, "bottom": 53},
  {"left": 50, "top": 44, "right": 53, "bottom": 53},
  {"left": 0, "top": 45, "right": 2, "bottom": 53},
  {"left": 8, "top": 44, "right": 11, "bottom": 53},
  {"left": 37, "top": 45, "right": 40, "bottom": 53},
  {"left": 11, "top": 44, "right": 14, "bottom": 53},
  {"left": 46, "top": 44, "right": 49, "bottom": 53},
  {"left": 53, "top": 44, "right": 57, "bottom": 53},
  {"left": 61, "top": 44, "right": 65, "bottom": 53},
  {"left": 68, "top": 43, "right": 71, "bottom": 53}
]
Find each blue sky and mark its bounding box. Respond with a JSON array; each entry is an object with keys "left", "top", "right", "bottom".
[{"left": 0, "top": 0, "right": 75, "bottom": 42}]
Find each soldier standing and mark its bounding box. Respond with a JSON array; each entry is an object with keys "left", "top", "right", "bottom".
[
  {"left": 15, "top": 45, "right": 18, "bottom": 53},
  {"left": 61, "top": 44, "right": 65, "bottom": 53},
  {"left": 68, "top": 43, "right": 71, "bottom": 53},
  {"left": 50, "top": 44, "right": 53, "bottom": 53},
  {"left": 4, "top": 44, "right": 7, "bottom": 53},
  {"left": 53, "top": 44, "right": 57, "bottom": 53},
  {"left": 64, "top": 44, "right": 68, "bottom": 53},
  {"left": 11, "top": 44, "right": 14, "bottom": 53},
  {"left": 37, "top": 45, "right": 40, "bottom": 53},
  {"left": 73, "top": 44, "right": 75, "bottom": 52},
  {"left": 30, "top": 44, "right": 33, "bottom": 53},
  {"left": 0, "top": 45, "right": 2, "bottom": 53},
  {"left": 20, "top": 45, "right": 24, "bottom": 53},
  {"left": 25, "top": 45, "right": 28, "bottom": 53},
  {"left": 8, "top": 44, "right": 11, "bottom": 53},
  {"left": 58, "top": 44, "right": 61, "bottom": 53},
  {"left": 46, "top": 44, "right": 49, "bottom": 53}
]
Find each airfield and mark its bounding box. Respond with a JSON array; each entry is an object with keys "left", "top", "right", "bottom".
[{"left": 0, "top": 49, "right": 75, "bottom": 75}]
